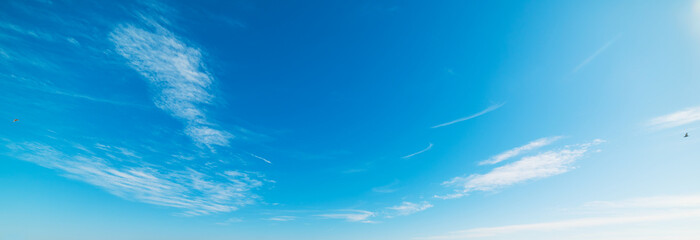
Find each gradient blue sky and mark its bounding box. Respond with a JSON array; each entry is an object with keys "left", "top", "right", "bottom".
[{"left": 2, "top": 0, "right": 700, "bottom": 239}]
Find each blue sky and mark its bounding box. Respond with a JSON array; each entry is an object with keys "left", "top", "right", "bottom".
[{"left": 2, "top": 0, "right": 700, "bottom": 239}]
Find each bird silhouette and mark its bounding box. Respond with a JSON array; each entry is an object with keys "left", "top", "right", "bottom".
[{"left": 684, "top": 132, "right": 689, "bottom": 138}]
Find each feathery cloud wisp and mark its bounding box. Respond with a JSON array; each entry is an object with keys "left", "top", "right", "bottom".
[
  {"left": 402, "top": 143, "right": 434, "bottom": 159},
  {"left": 0, "top": 21, "right": 56, "bottom": 41},
  {"left": 8, "top": 142, "right": 265, "bottom": 216},
  {"left": 573, "top": 34, "right": 622, "bottom": 73},
  {"left": 110, "top": 24, "right": 232, "bottom": 148},
  {"left": 647, "top": 105, "right": 700, "bottom": 129},
  {"left": 1, "top": 74, "right": 149, "bottom": 108},
  {"left": 432, "top": 103, "right": 504, "bottom": 129},
  {"left": 479, "top": 136, "right": 562, "bottom": 165},
  {"left": 387, "top": 201, "right": 433, "bottom": 217},
  {"left": 251, "top": 153, "right": 272, "bottom": 164},
  {"left": 316, "top": 210, "right": 375, "bottom": 223},
  {"left": 439, "top": 139, "right": 603, "bottom": 199}
]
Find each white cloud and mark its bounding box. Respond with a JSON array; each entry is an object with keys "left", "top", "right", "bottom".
[
  {"left": 387, "top": 201, "right": 433, "bottom": 217},
  {"left": 417, "top": 194, "right": 700, "bottom": 240},
  {"left": 66, "top": 37, "right": 80, "bottom": 46},
  {"left": 432, "top": 103, "right": 505, "bottom": 129},
  {"left": 251, "top": 153, "right": 272, "bottom": 164},
  {"left": 94, "top": 143, "right": 141, "bottom": 159},
  {"left": 186, "top": 126, "right": 233, "bottom": 148},
  {"left": 8, "top": 142, "right": 265, "bottom": 216},
  {"left": 573, "top": 34, "right": 622, "bottom": 73},
  {"left": 434, "top": 193, "right": 466, "bottom": 200},
  {"left": 647, "top": 106, "right": 700, "bottom": 129},
  {"left": 440, "top": 140, "right": 603, "bottom": 198},
  {"left": 479, "top": 136, "right": 561, "bottom": 165},
  {"left": 110, "top": 23, "right": 232, "bottom": 148},
  {"left": 402, "top": 143, "right": 434, "bottom": 159},
  {"left": 316, "top": 210, "right": 375, "bottom": 223}
]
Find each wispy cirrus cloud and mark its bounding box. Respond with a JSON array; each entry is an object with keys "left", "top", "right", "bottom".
[
  {"left": 110, "top": 23, "right": 232, "bottom": 148},
  {"left": 0, "top": 21, "right": 56, "bottom": 41},
  {"left": 418, "top": 194, "right": 700, "bottom": 240},
  {"left": 386, "top": 201, "right": 433, "bottom": 217},
  {"left": 573, "top": 34, "right": 622, "bottom": 73},
  {"left": 94, "top": 143, "right": 141, "bottom": 159},
  {"left": 0, "top": 73, "right": 151, "bottom": 109},
  {"left": 402, "top": 143, "right": 434, "bottom": 159},
  {"left": 316, "top": 210, "right": 375, "bottom": 223},
  {"left": 6, "top": 142, "right": 266, "bottom": 216},
  {"left": 432, "top": 103, "right": 504, "bottom": 129},
  {"left": 647, "top": 105, "right": 700, "bottom": 129},
  {"left": 438, "top": 139, "right": 603, "bottom": 199},
  {"left": 479, "top": 136, "right": 562, "bottom": 165}
]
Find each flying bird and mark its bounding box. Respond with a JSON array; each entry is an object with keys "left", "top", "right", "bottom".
[
  {"left": 684, "top": 132, "right": 689, "bottom": 138},
  {"left": 12, "top": 119, "right": 18, "bottom": 122}
]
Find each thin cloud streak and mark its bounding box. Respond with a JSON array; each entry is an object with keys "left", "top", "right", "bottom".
[
  {"left": 418, "top": 194, "right": 700, "bottom": 240},
  {"left": 647, "top": 105, "right": 700, "bottom": 129},
  {"left": 402, "top": 143, "right": 434, "bottom": 159},
  {"left": 387, "top": 201, "right": 433, "bottom": 217},
  {"left": 418, "top": 210, "right": 700, "bottom": 239},
  {"left": 573, "top": 34, "right": 622, "bottom": 73},
  {"left": 51, "top": 89, "right": 149, "bottom": 108},
  {"left": 479, "top": 136, "right": 562, "bottom": 165},
  {"left": 0, "top": 21, "right": 56, "bottom": 41},
  {"left": 432, "top": 103, "right": 504, "bottom": 129},
  {"left": 251, "top": 153, "right": 272, "bottom": 164},
  {"left": 439, "top": 139, "right": 603, "bottom": 199},
  {"left": 316, "top": 210, "right": 375, "bottom": 223},
  {"left": 0, "top": 74, "right": 149, "bottom": 109}
]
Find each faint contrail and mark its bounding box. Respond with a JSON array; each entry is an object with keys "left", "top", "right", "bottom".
[
  {"left": 573, "top": 34, "right": 623, "bottom": 73},
  {"left": 251, "top": 153, "right": 272, "bottom": 164},
  {"left": 431, "top": 103, "right": 505, "bottom": 129},
  {"left": 401, "top": 143, "right": 434, "bottom": 159}
]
